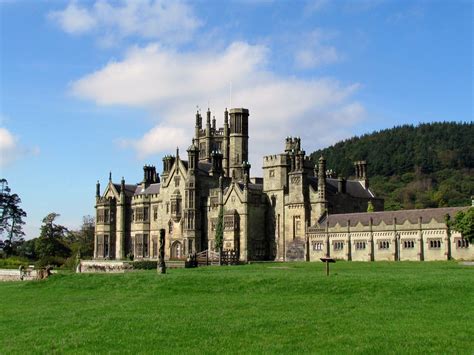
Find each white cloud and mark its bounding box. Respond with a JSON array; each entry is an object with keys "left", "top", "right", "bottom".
[
  {"left": 0, "top": 127, "right": 40, "bottom": 168},
  {"left": 71, "top": 41, "right": 365, "bottom": 171},
  {"left": 48, "top": 2, "right": 97, "bottom": 35},
  {"left": 294, "top": 29, "right": 341, "bottom": 69},
  {"left": 48, "top": 0, "right": 201, "bottom": 44},
  {"left": 304, "top": 0, "right": 329, "bottom": 15}
]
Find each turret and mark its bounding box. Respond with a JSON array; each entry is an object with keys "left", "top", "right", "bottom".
[
  {"left": 187, "top": 142, "right": 199, "bottom": 173},
  {"left": 195, "top": 110, "right": 202, "bottom": 141},
  {"left": 229, "top": 108, "right": 249, "bottom": 180},
  {"left": 205, "top": 108, "right": 212, "bottom": 162},
  {"left": 120, "top": 176, "right": 125, "bottom": 200},
  {"left": 223, "top": 108, "right": 230, "bottom": 176},
  {"left": 318, "top": 156, "right": 326, "bottom": 201}
]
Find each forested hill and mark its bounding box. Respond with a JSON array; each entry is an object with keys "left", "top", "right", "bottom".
[{"left": 310, "top": 122, "right": 474, "bottom": 210}]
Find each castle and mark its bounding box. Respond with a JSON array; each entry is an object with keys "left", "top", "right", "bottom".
[{"left": 94, "top": 107, "right": 472, "bottom": 262}]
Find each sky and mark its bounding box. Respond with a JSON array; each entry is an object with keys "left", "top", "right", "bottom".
[{"left": 0, "top": 0, "right": 472, "bottom": 239}]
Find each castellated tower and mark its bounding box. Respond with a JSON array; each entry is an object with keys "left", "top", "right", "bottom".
[
  {"left": 228, "top": 108, "right": 249, "bottom": 180},
  {"left": 193, "top": 107, "right": 248, "bottom": 180}
]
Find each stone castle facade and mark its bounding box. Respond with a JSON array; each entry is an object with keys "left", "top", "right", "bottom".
[{"left": 94, "top": 107, "right": 472, "bottom": 262}]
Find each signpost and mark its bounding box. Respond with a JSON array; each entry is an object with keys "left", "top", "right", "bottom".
[{"left": 320, "top": 257, "right": 336, "bottom": 276}]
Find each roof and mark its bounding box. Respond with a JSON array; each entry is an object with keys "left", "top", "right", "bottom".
[
  {"left": 113, "top": 183, "right": 137, "bottom": 198},
  {"left": 317, "top": 206, "right": 469, "bottom": 228},
  {"left": 326, "top": 178, "right": 374, "bottom": 198},
  {"left": 307, "top": 177, "right": 375, "bottom": 199},
  {"left": 134, "top": 183, "right": 161, "bottom": 195}
]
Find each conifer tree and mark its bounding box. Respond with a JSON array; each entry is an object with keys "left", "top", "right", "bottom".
[{"left": 215, "top": 206, "right": 224, "bottom": 251}]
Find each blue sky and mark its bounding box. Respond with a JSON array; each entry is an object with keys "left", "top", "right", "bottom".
[{"left": 0, "top": 0, "right": 472, "bottom": 239}]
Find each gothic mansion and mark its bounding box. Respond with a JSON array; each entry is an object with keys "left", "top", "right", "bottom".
[{"left": 94, "top": 107, "right": 472, "bottom": 262}]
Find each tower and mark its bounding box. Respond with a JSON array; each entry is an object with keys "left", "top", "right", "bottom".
[{"left": 228, "top": 108, "right": 249, "bottom": 180}]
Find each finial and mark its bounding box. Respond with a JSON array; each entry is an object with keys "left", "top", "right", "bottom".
[
  {"left": 176, "top": 146, "right": 179, "bottom": 159},
  {"left": 109, "top": 171, "right": 112, "bottom": 181}
]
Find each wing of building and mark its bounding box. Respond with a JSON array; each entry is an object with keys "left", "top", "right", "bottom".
[{"left": 94, "top": 107, "right": 472, "bottom": 262}]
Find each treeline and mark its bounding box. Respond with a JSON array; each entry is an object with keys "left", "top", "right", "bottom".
[{"left": 310, "top": 122, "right": 474, "bottom": 210}]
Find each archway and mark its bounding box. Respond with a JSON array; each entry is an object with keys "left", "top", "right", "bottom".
[{"left": 171, "top": 241, "right": 183, "bottom": 259}]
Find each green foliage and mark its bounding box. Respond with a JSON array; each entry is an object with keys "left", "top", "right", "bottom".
[
  {"left": 310, "top": 122, "right": 474, "bottom": 210},
  {"left": 35, "top": 213, "right": 71, "bottom": 260},
  {"left": 131, "top": 260, "right": 157, "bottom": 269},
  {"left": 0, "top": 256, "right": 30, "bottom": 269},
  {"left": 367, "top": 201, "right": 374, "bottom": 212},
  {"left": 451, "top": 207, "right": 474, "bottom": 242},
  {"left": 66, "top": 216, "right": 95, "bottom": 259},
  {"left": 0, "top": 263, "right": 473, "bottom": 353},
  {"left": 215, "top": 206, "right": 224, "bottom": 251},
  {"left": 0, "top": 179, "right": 27, "bottom": 255},
  {"left": 35, "top": 256, "right": 66, "bottom": 268}
]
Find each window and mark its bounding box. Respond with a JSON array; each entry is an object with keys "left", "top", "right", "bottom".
[
  {"left": 188, "top": 239, "right": 193, "bottom": 254},
  {"left": 143, "top": 234, "right": 149, "bottom": 258},
  {"left": 269, "top": 169, "right": 275, "bottom": 177},
  {"left": 379, "top": 240, "right": 390, "bottom": 249},
  {"left": 104, "top": 234, "right": 109, "bottom": 257},
  {"left": 97, "top": 208, "right": 110, "bottom": 224},
  {"left": 355, "top": 241, "right": 366, "bottom": 250},
  {"left": 403, "top": 240, "right": 415, "bottom": 249},
  {"left": 152, "top": 236, "right": 158, "bottom": 258},
  {"left": 429, "top": 239, "right": 441, "bottom": 249},
  {"left": 134, "top": 207, "right": 149, "bottom": 222},
  {"left": 456, "top": 239, "right": 469, "bottom": 248},
  {"left": 153, "top": 206, "right": 158, "bottom": 221},
  {"left": 135, "top": 234, "right": 143, "bottom": 257},
  {"left": 166, "top": 203, "right": 170, "bottom": 214},
  {"left": 333, "top": 241, "right": 344, "bottom": 251},
  {"left": 174, "top": 176, "right": 180, "bottom": 187},
  {"left": 168, "top": 220, "right": 173, "bottom": 234},
  {"left": 312, "top": 242, "right": 323, "bottom": 251},
  {"left": 293, "top": 216, "right": 301, "bottom": 239}
]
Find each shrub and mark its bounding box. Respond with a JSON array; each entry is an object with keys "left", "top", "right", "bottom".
[
  {"left": 131, "top": 260, "right": 157, "bottom": 270},
  {"left": 36, "top": 256, "right": 65, "bottom": 268},
  {"left": 0, "top": 257, "right": 30, "bottom": 269}
]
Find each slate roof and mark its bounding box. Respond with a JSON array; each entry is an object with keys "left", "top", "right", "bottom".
[
  {"left": 113, "top": 183, "right": 137, "bottom": 198},
  {"left": 307, "top": 177, "right": 375, "bottom": 199},
  {"left": 134, "top": 183, "right": 161, "bottom": 195},
  {"left": 317, "top": 206, "right": 469, "bottom": 228}
]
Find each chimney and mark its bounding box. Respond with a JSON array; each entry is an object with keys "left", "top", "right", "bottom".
[{"left": 337, "top": 176, "right": 346, "bottom": 194}]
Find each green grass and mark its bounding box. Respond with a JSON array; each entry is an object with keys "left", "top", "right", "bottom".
[{"left": 1, "top": 262, "right": 473, "bottom": 354}]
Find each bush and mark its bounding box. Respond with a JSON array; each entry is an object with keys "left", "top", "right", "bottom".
[
  {"left": 0, "top": 257, "right": 30, "bottom": 269},
  {"left": 131, "top": 260, "right": 157, "bottom": 270},
  {"left": 61, "top": 255, "right": 79, "bottom": 270},
  {"left": 36, "top": 256, "right": 65, "bottom": 268}
]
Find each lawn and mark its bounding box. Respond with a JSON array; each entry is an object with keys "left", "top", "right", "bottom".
[{"left": 0, "top": 262, "right": 473, "bottom": 354}]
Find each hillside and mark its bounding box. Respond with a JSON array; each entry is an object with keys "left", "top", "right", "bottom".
[{"left": 310, "top": 122, "right": 474, "bottom": 210}]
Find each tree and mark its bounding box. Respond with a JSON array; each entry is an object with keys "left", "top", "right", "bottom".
[
  {"left": 0, "top": 179, "right": 27, "bottom": 255},
  {"left": 67, "top": 215, "right": 95, "bottom": 258},
  {"left": 451, "top": 208, "right": 474, "bottom": 242},
  {"left": 35, "top": 213, "right": 71, "bottom": 259},
  {"left": 215, "top": 206, "right": 224, "bottom": 251}
]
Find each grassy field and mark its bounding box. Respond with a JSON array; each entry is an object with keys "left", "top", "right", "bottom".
[{"left": 0, "top": 262, "right": 473, "bottom": 354}]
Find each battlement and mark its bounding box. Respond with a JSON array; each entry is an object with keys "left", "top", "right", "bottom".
[
  {"left": 285, "top": 136, "right": 301, "bottom": 153},
  {"left": 263, "top": 154, "right": 288, "bottom": 167}
]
